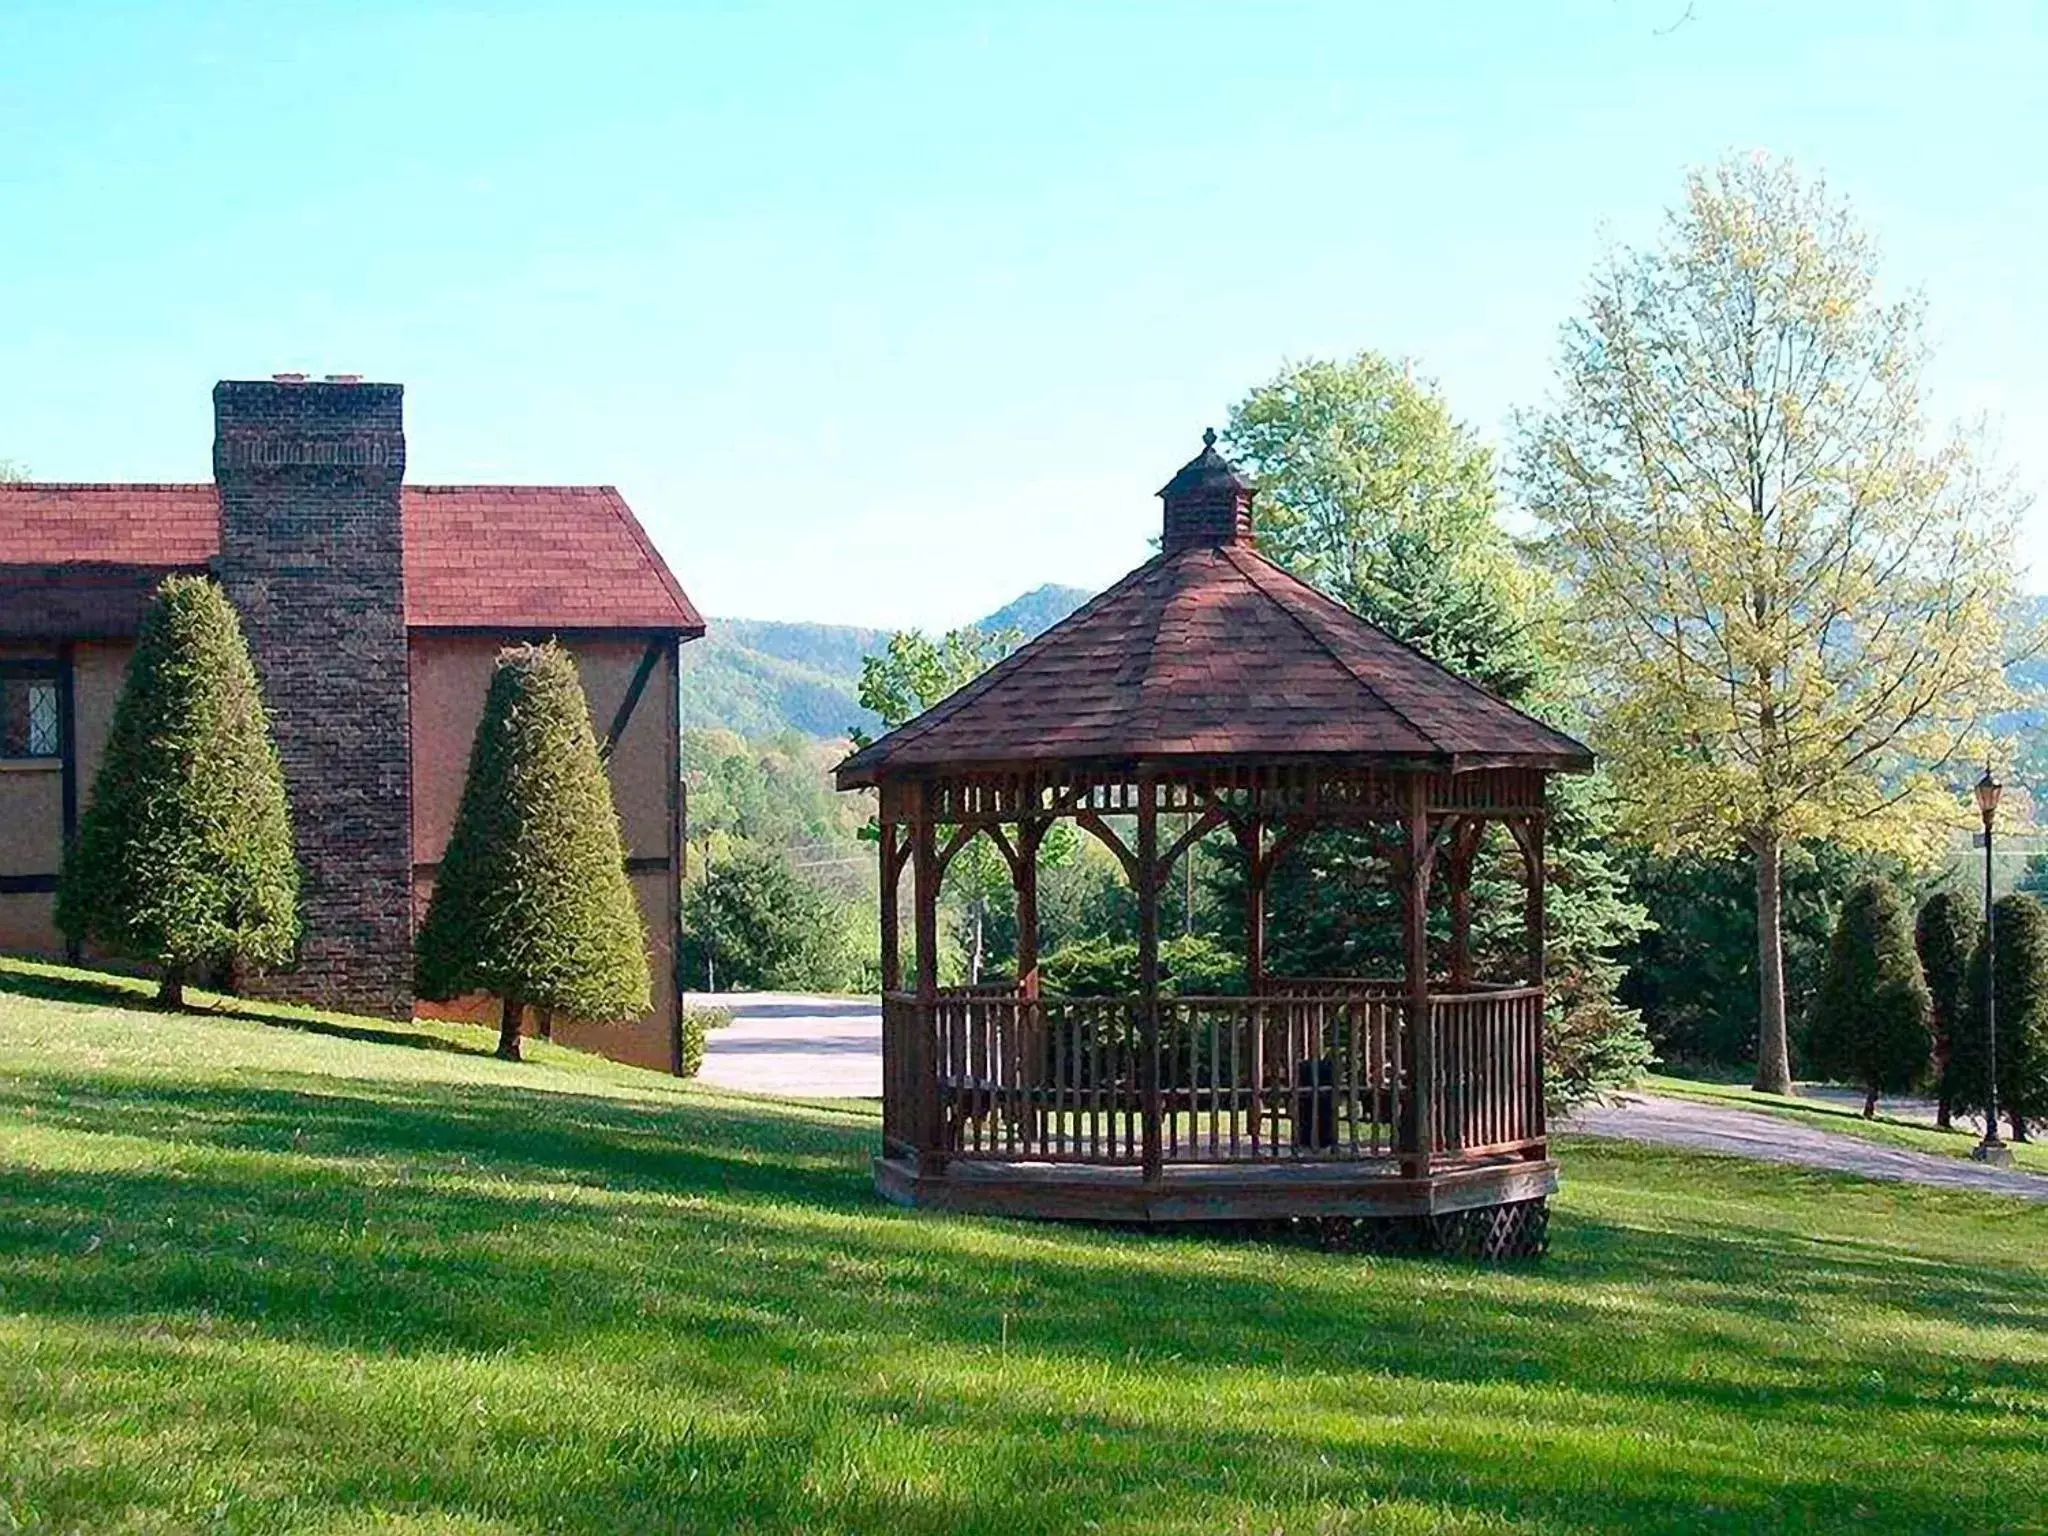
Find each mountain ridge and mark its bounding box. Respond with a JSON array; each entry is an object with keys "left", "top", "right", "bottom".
[{"left": 679, "top": 583, "right": 1091, "bottom": 740}]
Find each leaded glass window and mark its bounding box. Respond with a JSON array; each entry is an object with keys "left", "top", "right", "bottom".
[{"left": 1, "top": 677, "right": 59, "bottom": 759}]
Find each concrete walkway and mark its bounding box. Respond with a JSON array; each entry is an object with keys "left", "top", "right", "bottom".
[
  {"left": 689, "top": 991, "right": 2048, "bottom": 1202},
  {"left": 692, "top": 991, "right": 881, "bottom": 1098},
  {"left": 1564, "top": 1093, "right": 2048, "bottom": 1203}
]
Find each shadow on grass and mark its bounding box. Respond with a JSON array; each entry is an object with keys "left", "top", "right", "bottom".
[{"left": 0, "top": 959, "right": 494, "bottom": 1060}]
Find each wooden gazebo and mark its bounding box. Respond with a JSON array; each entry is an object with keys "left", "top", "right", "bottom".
[{"left": 836, "top": 432, "right": 1592, "bottom": 1257}]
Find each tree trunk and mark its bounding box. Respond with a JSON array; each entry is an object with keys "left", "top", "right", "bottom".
[
  {"left": 157, "top": 969, "right": 185, "bottom": 1009},
  {"left": 1753, "top": 834, "right": 1794, "bottom": 1095},
  {"left": 497, "top": 991, "right": 525, "bottom": 1062},
  {"left": 1863, "top": 1084, "right": 1878, "bottom": 1120},
  {"left": 1936, "top": 1068, "right": 1953, "bottom": 1131}
]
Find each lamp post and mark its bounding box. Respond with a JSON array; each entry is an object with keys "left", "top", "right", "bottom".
[{"left": 1972, "top": 765, "right": 2012, "bottom": 1166}]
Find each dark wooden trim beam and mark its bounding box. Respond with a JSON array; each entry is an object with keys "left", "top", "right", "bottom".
[
  {"left": 601, "top": 638, "right": 666, "bottom": 762},
  {"left": 0, "top": 874, "right": 59, "bottom": 894}
]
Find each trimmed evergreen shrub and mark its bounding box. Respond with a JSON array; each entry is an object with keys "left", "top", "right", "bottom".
[
  {"left": 1807, "top": 879, "right": 1931, "bottom": 1117},
  {"left": 415, "top": 643, "right": 650, "bottom": 1060},
  {"left": 678, "top": 1007, "right": 726, "bottom": 1078},
  {"left": 55, "top": 575, "right": 299, "bottom": 1005},
  {"left": 1949, "top": 892, "right": 2048, "bottom": 1137},
  {"left": 1915, "top": 887, "right": 1978, "bottom": 1127}
]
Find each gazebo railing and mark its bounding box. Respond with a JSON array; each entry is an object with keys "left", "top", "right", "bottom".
[{"left": 881, "top": 985, "right": 1545, "bottom": 1169}]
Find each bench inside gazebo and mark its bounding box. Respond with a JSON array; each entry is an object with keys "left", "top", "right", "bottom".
[{"left": 835, "top": 431, "right": 1592, "bottom": 1258}]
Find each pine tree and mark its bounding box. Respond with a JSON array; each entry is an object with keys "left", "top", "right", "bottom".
[
  {"left": 1949, "top": 893, "right": 2048, "bottom": 1140},
  {"left": 1915, "top": 888, "right": 1978, "bottom": 1129},
  {"left": 55, "top": 575, "right": 299, "bottom": 1005},
  {"left": 415, "top": 643, "right": 651, "bottom": 1060},
  {"left": 1807, "top": 880, "right": 1931, "bottom": 1117}
]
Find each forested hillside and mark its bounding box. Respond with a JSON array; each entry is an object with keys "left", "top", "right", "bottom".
[{"left": 679, "top": 584, "right": 1089, "bottom": 739}]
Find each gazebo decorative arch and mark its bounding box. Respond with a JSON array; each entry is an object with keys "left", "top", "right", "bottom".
[{"left": 836, "top": 432, "right": 1592, "bottom": 1257}]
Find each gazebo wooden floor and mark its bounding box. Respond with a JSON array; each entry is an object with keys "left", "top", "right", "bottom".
[{"left": 875, "top": 1151, "right": 1557, "bottom": 1225}]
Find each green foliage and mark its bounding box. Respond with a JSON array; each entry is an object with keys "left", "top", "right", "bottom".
[
  {"left": 56, "top": 575, "right": 299, "bottom": 997},
  {"left": 1950, "top": 893, "right": 2048, "bottom": 1130},
  {"left": 852, "top": 623, "right": 1022, "bottom": 745},
  {"left": 681, "top": 841, "right": 860, "bottom": 992},
  {"left": 685, "top": 728, "right": 866, "bottom": 850},
  {"left": 1038, "top": 933, "right": 1244, "bottom": 998},
  {"left": 1620, "top": 841, "right": 1917, "bottom": 1070},
  {"left": 1807, "top": 880, "right": 1933, "bottom": 1115},
  {"left": 677, "top": 1008, "right": 723, "bottom": 1079},
  {"left": 1517, "top": 155, "right": 2035, "bottom": 1092},
  {"left": 1223, "top": 352, "right": 1650, "bottom": 1106},
  {"left": 414, "top": 643, "right": 650, "bottom": 1051},
  {"left": 1226, "top": 352, "right": 1548, "bottom": 698},
  {"left": 1916, "top": 887, "right": 1979, "bottom": 1115}
]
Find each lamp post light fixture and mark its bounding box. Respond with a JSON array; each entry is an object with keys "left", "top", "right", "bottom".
[{"left": 1972, "top": 764, "right": 2012, "bottom": 1167}]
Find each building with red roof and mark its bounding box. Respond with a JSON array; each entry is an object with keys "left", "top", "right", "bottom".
[{"left": 0, "top": 378, "right": 704, "bottom": 1072}]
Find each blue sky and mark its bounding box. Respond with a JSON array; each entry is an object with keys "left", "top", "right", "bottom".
[{"left": 1, "top": 2, "right": 2041, "bottom": 628}]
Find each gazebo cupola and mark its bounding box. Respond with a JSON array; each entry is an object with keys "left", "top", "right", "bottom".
[
  {"left": 837, "top": 431, "right": 1592, "bottom": 1258},
  {"left": 1159, "top": 427, "right": 1255, "bottom": 552}
]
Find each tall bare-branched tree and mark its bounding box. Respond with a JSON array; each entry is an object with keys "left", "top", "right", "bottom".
[{"left": 1518, "top": 156, "right": 2036, "bottom": 1094}]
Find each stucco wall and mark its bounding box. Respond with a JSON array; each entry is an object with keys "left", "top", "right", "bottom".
[{"left": 409, "top": 633, "right": 680, "bottom": 1071}]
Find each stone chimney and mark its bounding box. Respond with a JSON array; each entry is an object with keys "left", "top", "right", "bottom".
[
  {"left": 214, "top": 377, "right": 414, "bottom": 1019},
  {"left": 1158, "top": 428, "right": 1255, "bottom": 553}
]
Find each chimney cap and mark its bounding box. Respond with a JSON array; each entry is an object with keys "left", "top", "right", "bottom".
[
  {"left": 323, "top": 373, "right": 363, "bottom": 384},
  {"left": 271, "top": 371, "right": 309, "bottom": 384}
]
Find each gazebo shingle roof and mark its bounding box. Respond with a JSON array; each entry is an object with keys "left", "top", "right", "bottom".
[
  {"left": 837, "top": 434, "right": 1591, "bottom": 786},
  {"left": 836, "top": 541, "right": 1591, "bottom": 784}
]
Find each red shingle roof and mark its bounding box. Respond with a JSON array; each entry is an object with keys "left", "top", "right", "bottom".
[
  {"left": 835, "top": 542, "right": 1591, "bottom": 783},
  {"left": 0, "top": 482, "right": 702, "bottom": 636}
]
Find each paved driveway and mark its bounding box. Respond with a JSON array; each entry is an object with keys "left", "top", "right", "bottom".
[
  {"left": 1564, "top": 1093, "right": 2048, "bottom": 1203},
  {"left": 691, "top": 991, "right": 881, "bottom": 1098}
]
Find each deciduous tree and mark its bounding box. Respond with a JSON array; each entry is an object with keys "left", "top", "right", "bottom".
[
  {"left": 56, "top": 576, "right": 299, "bottom": 1005},
  {"left": 415, "top": 643, "right": 650, "bottom": 1060},
  {"left": 1518, "top": 156, "right": 2034, "bottom": 1094}
]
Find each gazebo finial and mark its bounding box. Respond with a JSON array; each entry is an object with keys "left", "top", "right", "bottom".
[{"left": 1202, "top": 425, "right": 1217, "bottom": 449}]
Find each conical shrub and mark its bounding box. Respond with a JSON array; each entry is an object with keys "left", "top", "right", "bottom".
[
  {"left": 1915, "top": 887, "right": 1978, "bottom": 1127},
  {"left": 1807, "top": 879, "right": 1930, "bottom": 1117},
  {"left": 415, "top": 642, "right": 650, "bottom": 1059},
  {"left": 55, "top": 575, "right": 299, "bottom": 1003},
  {"left": 1950, "top": 893, "right": 2048, "bottom": 1136}
]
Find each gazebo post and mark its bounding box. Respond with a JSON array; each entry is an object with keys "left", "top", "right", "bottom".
[
  {"left": 1241, "top": 816, "right": 1267, "bottom": 998},
  {"left": 1521, "top": 812, "right": 1546, "bottom": 987},
  {"left": 1014, "top": 820, "right": 1043, "bottom": 1001},
  {"left": 1447, "top": 818, "right": 1480, "bottom": 991},
  {"left": 1401, "top": 774, "right": 1435, "bottom": 1176},
  {"left": 1013, "top": 818, "right": 1046, "bottom": 1142},
  {"left": 1137, "top": 774, "right": 1163, "bottom": 1183},
  {"left": 877, "top": 785, "right": 901, "bottom": 995},
  {"left": 911, "top": 780, "right": 944, "bottom": 1175}
]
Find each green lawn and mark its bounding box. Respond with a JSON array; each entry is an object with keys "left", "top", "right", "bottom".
[
  {"left": 1643, "top": 1072, "right": 2048, "bottom": 1176},
  {"left": 1, "top": 960, "right": 2044, "bottom": 1534}
]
